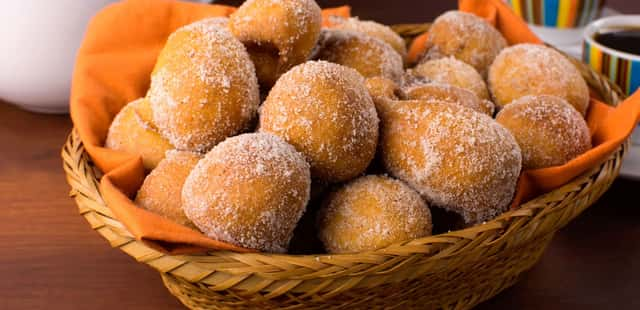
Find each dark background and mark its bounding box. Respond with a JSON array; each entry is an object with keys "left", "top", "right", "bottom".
[{"left": 219, "top": 0, "right": 640, "bottom": 24}]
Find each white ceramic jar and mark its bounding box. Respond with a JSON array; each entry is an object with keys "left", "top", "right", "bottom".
[{"left": 0, "top": 0, "right": 116, "bottom": 114}]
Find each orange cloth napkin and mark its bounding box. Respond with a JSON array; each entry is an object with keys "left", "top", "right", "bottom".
[
  {"left": 70, "top": 0, "right": 638, "bottom": 254},
  {"left": 322, "top": 6, "right": 351, "bottom": 27}
]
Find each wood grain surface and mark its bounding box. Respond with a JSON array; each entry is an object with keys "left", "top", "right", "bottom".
[{"left": 1, "top": 1, "right": 639, "bottom": 309}]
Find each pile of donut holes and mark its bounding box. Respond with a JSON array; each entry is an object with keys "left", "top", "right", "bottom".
[{"left": 105, "top": 0, "right": 592, "bottom": 254}]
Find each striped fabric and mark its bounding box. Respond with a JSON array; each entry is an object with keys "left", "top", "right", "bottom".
[
  {"left": 583, "top": 40, "right": 640, "bottom": 95},
  {"left": 507, "top": 0, "right": 604, "bottom": 28}
]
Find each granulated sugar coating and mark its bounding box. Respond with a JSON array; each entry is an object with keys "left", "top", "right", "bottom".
[
  {"left": 380, "top": 100, "right": 522, "bottom": 225},
  {"left": 404, "top": 82, "right": 494, "bottom": 116},
  {"left": 105, "top": 98, "right": 174, "bottom": 170},
  {"left": 488, "top": 44, "right": 590, "bottom": 116},
  {"left": 365, "top": 76, "right": 403, "bottom": 116},
  {"left": 202, "top": 17, "right": 229, "bottom": 28},
  {"left": 410, "top": 56, "right": 490, "bottom": 100},
  {"left": 260, "top": 61, "right": 379, "bottom": 182},
  {"left": 148, "top": 18, "right": 259, "bottom": 152},
  {"left": 135, "top": 150, "right": 202, "bottom": 230},
  {"left": 424, "top": 11, "right": 507, "bottom": 77},
  {"left": 181, "top": 133, "right": 311, "bottom": 253},
  {"left": 229, "top": 0, "right": 322, "bottom": 86},
  {"left": 496, "top": 95, "right": 591, "bottom": 169},
  {"left": 332, "top": 17, "right": 407, "bottom": 59},
  {"left": 317, "top": 175, "right": 432, "bottom": 254},
  {"left": 316, "top": 29, "right": 404, "bottom": 83}
]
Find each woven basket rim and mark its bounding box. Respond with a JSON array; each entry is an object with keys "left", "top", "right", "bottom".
[
  {"left": 63, "top": 127, "right": 627, "bottom": 260},
  {"left": 62, "top": 22, "right": 628, "bottom": 270}
]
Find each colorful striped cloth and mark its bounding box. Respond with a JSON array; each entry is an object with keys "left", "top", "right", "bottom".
[{"left": 507, "top": 0, "right": 604, "bottom": 28}]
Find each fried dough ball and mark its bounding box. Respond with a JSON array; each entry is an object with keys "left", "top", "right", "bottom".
[
  {"left": 317, "top": 175, "right": 432, "bottom": 253},
  {"left": 182, "top": 133, "right": 311, "bottom": 253},
  {"left": 316, "top": 29, "right": 404, "bottom": 83},
  {"left": 365, "top": 76, "right": 401, "bottom": 101},
  {"left": 424, "top": 11, "right": 507, "bottom": 77},
  {"left": 260, "top": 61, "right": 379, "bottom": 182},
  {"left": 488, "top": 44, "right": 590, "bottom": 116},
  {"left": 333, "top": 17, "right": 407, "bottom": 60},
  {"left": 249, "top": 49, "right": 280, "bottom": 89},
  {"left": 496, "top": 95, "right": 591, "bottom": 170},
  {"left": 105, "top": 98, "right": 173, "bottom": 170},
  {"left": 404, "top": 83, "right": 494, "bottom": 116},
  {"left": 135, "top": 150, "right": 202, "bottom": 229},
  {"left": 148, "top": 18, "right": 259, "bottom": 152},
  {"left": 363, "top": 76, "right": 494, "bottom": 116},
  {"left": 365, "top": 76, "right": 403, "bottom": 115},
  {"left": 411, "top": 56, "right": 490, "bottom": 100},
  {"left": 380, "top": 100, "right": 522, "bottom": 225},
  {"left": 229, "top": 0, "right": 322, "bottom": 87}
]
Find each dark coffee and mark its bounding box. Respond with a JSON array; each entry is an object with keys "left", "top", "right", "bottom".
[{"left": 594, "top": 28, "right": 640, "bottom": 56}]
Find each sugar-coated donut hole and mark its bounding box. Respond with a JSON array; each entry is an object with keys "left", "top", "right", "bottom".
[
  {"left": 366, "top": 76, "right": 403, "bottom": 100},
  {"left": 259, "top": 61, "right": 379, "bottom": 183},
  {"left": 380, "top": 100, "right": 522, "bottom": 225},
  {"left": 404, "top": 82, "right": 494, "bottom": 116},
  {"left": 365, "top": 76, "right": 405, "bottom": 116},
  {"left": 148, "top": 18, "right": 260, "bottom": 152},
  {"left": 244, "top": 42, "right": 281, "bottom": 89},
  {"left": 127, "top": 5, "right": 599, "bottom": 254},
  {"left": 316, "top": 29, "right": 404, "bottom": 83},
  {"left": 424, "top": 11, "right": 507, "bottom": 77},
  {"left": 317, "top": 175, "right": 432, "bottom": 253},
  {"left": 488, "top": 44, "right": 590, "bottom": 116},
  {"left": 411, "top": 56, "right": 490, "bottom": 100},
  {"left": 230, "top": 0, "right": 322, "bottom": 88},
  {"left": 105, "top": 98, "right": 174, "bottom": 170},
  {"left": 181, "top": 133, "right": 311, "bottom": 253},
  {"left": 496, "top": 95, "right": 591, "bottom": 170},
  {"left": 332, "top": 17, "right": 408, "bottom": 61},
  {"left": 135, "top": 150, "right": 202, "bottom": 230}
]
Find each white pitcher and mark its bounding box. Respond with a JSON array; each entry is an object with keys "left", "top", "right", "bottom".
[{"left": 0, "top": 1, "right": 117, "bottom": 114}]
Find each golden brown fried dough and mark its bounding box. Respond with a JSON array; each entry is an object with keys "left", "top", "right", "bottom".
[
  {"left": 260, "top": 61, "right": 379, "bottom": 182},
  {"left": 424, "top": 11, "right": 507, "bottom": 77},
  {"left": 404, "top": 83, "right": 494, "bottom": 116},
  {"left": 380, "top": 100, "right": 521, "bottom": 225},
  {"left": 496, "top": 95, "right": 591, "bottom": 169},
  {"left": 411, "top": 56, "right": 490, "bottom": 100},
  {"left": 317, "top": 29, "right": 403, "bottom": 83},
  {"left": 105, "top": 98, "right": 173, "bottom": 170},
  {"left": 135, "top": 150, "right": 202, "bottom": 229},
  {"left": 333, "top": 17, "right": 407, "bottom": 60},
  {"left": 318, "top": 175, "right": 432, "bottom": 253},
  {"left": 488, "top": 43, "right": 590, "bottom": 116},
  {"left": 182, "top": 133, "right": 311, "bottom": 253},
  {"left": 148, "top": 18, "right": 259, "bottom": 152},
  {"left": 365, "top": 76, "right": 403, "bottom": 115},
  {"left": 229, "top": 0, "right": 322, "bottom": 87}
]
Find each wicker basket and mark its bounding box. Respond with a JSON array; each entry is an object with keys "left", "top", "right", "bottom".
[{"left": 62, "top": 23, "right": 628, "bottom": 309}]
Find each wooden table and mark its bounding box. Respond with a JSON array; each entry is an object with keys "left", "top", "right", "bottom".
[{"left": 1, "top": 1, "right": 639, "bottom": 309}]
